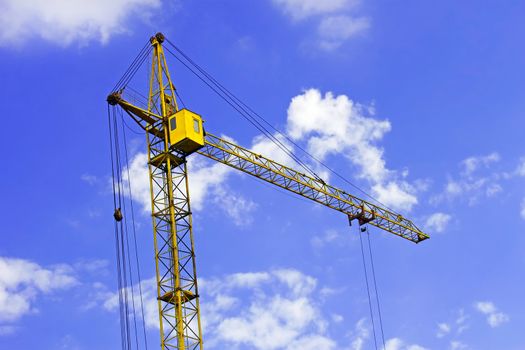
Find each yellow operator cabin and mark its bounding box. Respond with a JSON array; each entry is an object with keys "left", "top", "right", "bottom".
[{"left": 168, "top": 109, "right": 205, "bottom": 154}]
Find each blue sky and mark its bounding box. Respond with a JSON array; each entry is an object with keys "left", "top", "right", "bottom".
[{"left": 0, "top": 1, "right": 524, "bottom": 349}]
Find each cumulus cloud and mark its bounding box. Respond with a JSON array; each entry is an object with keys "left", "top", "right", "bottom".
[
  {"left": 0, "top": 256, "right": 77, "bottom": 330},
  {"left": 286, "top": 89, "right": 418, "bottom": 211},
  {"left": 424, "top": 212, "right": 451, "bottom": 233},
  {"left": 122, "top": 150, "right": 256, "bottom": 227},
  {"left": 101, "top": 269, "right": 341, "bottom": 349},
  {"left": 474, "top": 301, "right": 509, "bottom": 328},
  {"left": 202, "top": 269, "right": 337, "bottom": 349},
  {"left": 0, "top": 0, "right": 161, "bottom": 46},
  {"left": 123, "top": 89, "right": 418, "bottom": 217}
]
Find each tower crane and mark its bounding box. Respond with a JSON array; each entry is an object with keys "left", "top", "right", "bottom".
[{"left": 107, "top": 32, "right": 429, "bottom": 350}]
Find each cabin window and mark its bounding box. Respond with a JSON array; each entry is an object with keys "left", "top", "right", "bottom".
[
  {"left": 193, "top": 118, "right": 200, "bottom": 133},
  {"left": 170, "top": 117, "right": 177, "bottom": 130}
]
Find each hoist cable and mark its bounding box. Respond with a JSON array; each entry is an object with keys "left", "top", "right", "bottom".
[
  {"left": 163, "top": 43, "right": 317, "bottom": 179},
  {"left": 359, "top": 226, "right": 379, "bottom": 350},
  {"left": 166, "top": 41, "right": 318, "bottom": 177},
  {"left": 113, "top": 110, "right": 133, "bottom": 350},
  {"left": 163, "top": 45, "right": 321, "bottom": 181},
  {"left": 120, "top": 111, "right": 150, "bottom": 350},
  {"left": 116, "top": 111, "right": 146, "bottom": 350},
  {"left": 112, "top": 41, "right": 152, "bottom": 92},
  {"left": 366, "top": 226, "right": 386, "bottom": 349},
  {"left": 164, "top": 40, "right": 399, "bottom": 213},
  {"left": 163, "top": 45, "right": 315, "bottom": 178},
  {"left": 174, "top": 89, "right": 186, "bottom": 109},
  {"left": 109, "top": 106, "right": 131, "bottom": 350},
  {"left": 120, "top": 179, "right": 140, "bottom": 350}
]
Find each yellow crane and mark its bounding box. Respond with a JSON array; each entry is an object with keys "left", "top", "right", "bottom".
[{"left": 107, "top": 32, "right": 429, "bottom": 350}]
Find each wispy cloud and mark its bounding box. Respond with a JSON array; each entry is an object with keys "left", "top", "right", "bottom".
[
  {"left": 431, "top": 152, "right": 503, "bottom": 206},
  {"left": 272, "top": 0, "right": 356, "bottom": 21},
  {"left": 424, "top": 212, "right": 451, "bottom": 233},
  {"left": 271, "top": 0, "right": 369, "bottom": 50}
]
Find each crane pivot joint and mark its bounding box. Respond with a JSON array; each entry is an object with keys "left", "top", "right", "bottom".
[
  {"left": 150, "top": 32, "right": 165, "bottom": 44},
  {"left": 107, "top": 91, "right": 122, "bottom": 106},
  {"left": 348, "top": 205, "right": 376, "bottom": 227}
]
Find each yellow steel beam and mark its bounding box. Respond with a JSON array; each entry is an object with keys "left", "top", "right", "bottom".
[{"left": 197, "top": 133, "right": 430, "bottom": 243}]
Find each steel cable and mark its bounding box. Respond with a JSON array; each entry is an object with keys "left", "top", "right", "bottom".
[
  {"left": 164, "top": 40, "right": 399, "bottom": 214},
  {"left": 359, "top": 226, "right": 379, "bottom": 350}
]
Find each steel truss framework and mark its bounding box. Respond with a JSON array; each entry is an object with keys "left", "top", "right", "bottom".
[
  {"left": 108, "top": 32, "right": 429, "bottom": 350},
  {"left": 145, "top": 34, "right": 203, "bottom": 350},
  {"left": 198, "top": 133, "right": 429, "bottom": 243}
]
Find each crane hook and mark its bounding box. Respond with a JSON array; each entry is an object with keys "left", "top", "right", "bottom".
[{"left": 114, "top": 208, "right": 123, "bottom": 222}]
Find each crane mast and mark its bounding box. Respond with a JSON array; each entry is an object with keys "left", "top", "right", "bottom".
[
  {"left": 136, "top": 33, "right": 202, "bottom": 350},
  {"left": 107, "top": 32, "right": 429, "bottom": 350}
]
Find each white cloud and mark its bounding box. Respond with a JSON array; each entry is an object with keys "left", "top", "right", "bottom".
[
  {"left": 122, "top": 150, "right": 255, "bottom": 226},
  {"left": 455, "top": 309, "right": 469, "bottom": 334},
  {"left": 520, "top": 198, "right": 525, "bottom": 220},
  {"left": 436, "top": 308, "right": 470, "bottom": 343},
  {"left": 252, "top": 133, "right": 297, "bottom": 166},
  {"left": 474, "top": 301, "right": 509, "bottom": 328},
  {"left": 285, "top": 88, "right": 418, "bottom": 211},
  {"left": 212, "top": 187, "right": 257, "bottom": 226},
  {"left": 102, "top": 269, "right": 340, "bottom": 349},
  {"left": 271, "top": 0, "right": 368, "bottom": 50},
  {"left": 311, "top": 229, "right": 344, "bottom": 249},
  {"left": 516, "top": 157, "right": 525, "bottom": 176},
  {"left": 187, "top": 155, "right": 233, "bottom": 211},
  {"left": 202, "top": 269, "right": 334, "bottom": 349},
  {"left": 450, "top": 341, "right": 468, "bottom": 350},
  {"left": 0, "top": 256, "right": 77, "bottom": 328},
  {"left": 99, "top": 277, "right": 159, "bottom": 329},
  {"left": 317, "top": 15, "right": 370, "bottom": 50},
  {"left": 80, "top": 174, "right": 98, "bottom": 185},
  {"left": 432, "top": 152, "right": 503, "bottom": 206},
  {"left": 436, "top": 322, "right": 451, "bottom": 338},
  {"left": 371, "top": 181, "right": 417, "bottom": 212},
  {"left": 271, "top": 0, "right": 355, "bottom": 20},
  {"left": 461, "top": 152, "right": 500, "bottom": 176},
  {"left": 0, "top": 0, "right": 161, "bottom": 46},
  {"left": 425, "top": 212, "right": 451, "bottom": 233},
  {"left": 121, "top": 152, "right": 151, "bottom": 213},
  {"left": 385, "top": 337, "right": 428, "bottom": 350},
  {"left": 124, "top": 89, "right": 419, "bottom": 218},
  {"left": 349, "top": 318, "right": 369, "bottom": 350}
]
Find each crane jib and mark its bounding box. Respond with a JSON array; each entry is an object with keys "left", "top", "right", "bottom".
[{"left": 198, "top": 133, "right": 429, "bottom": 244}]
